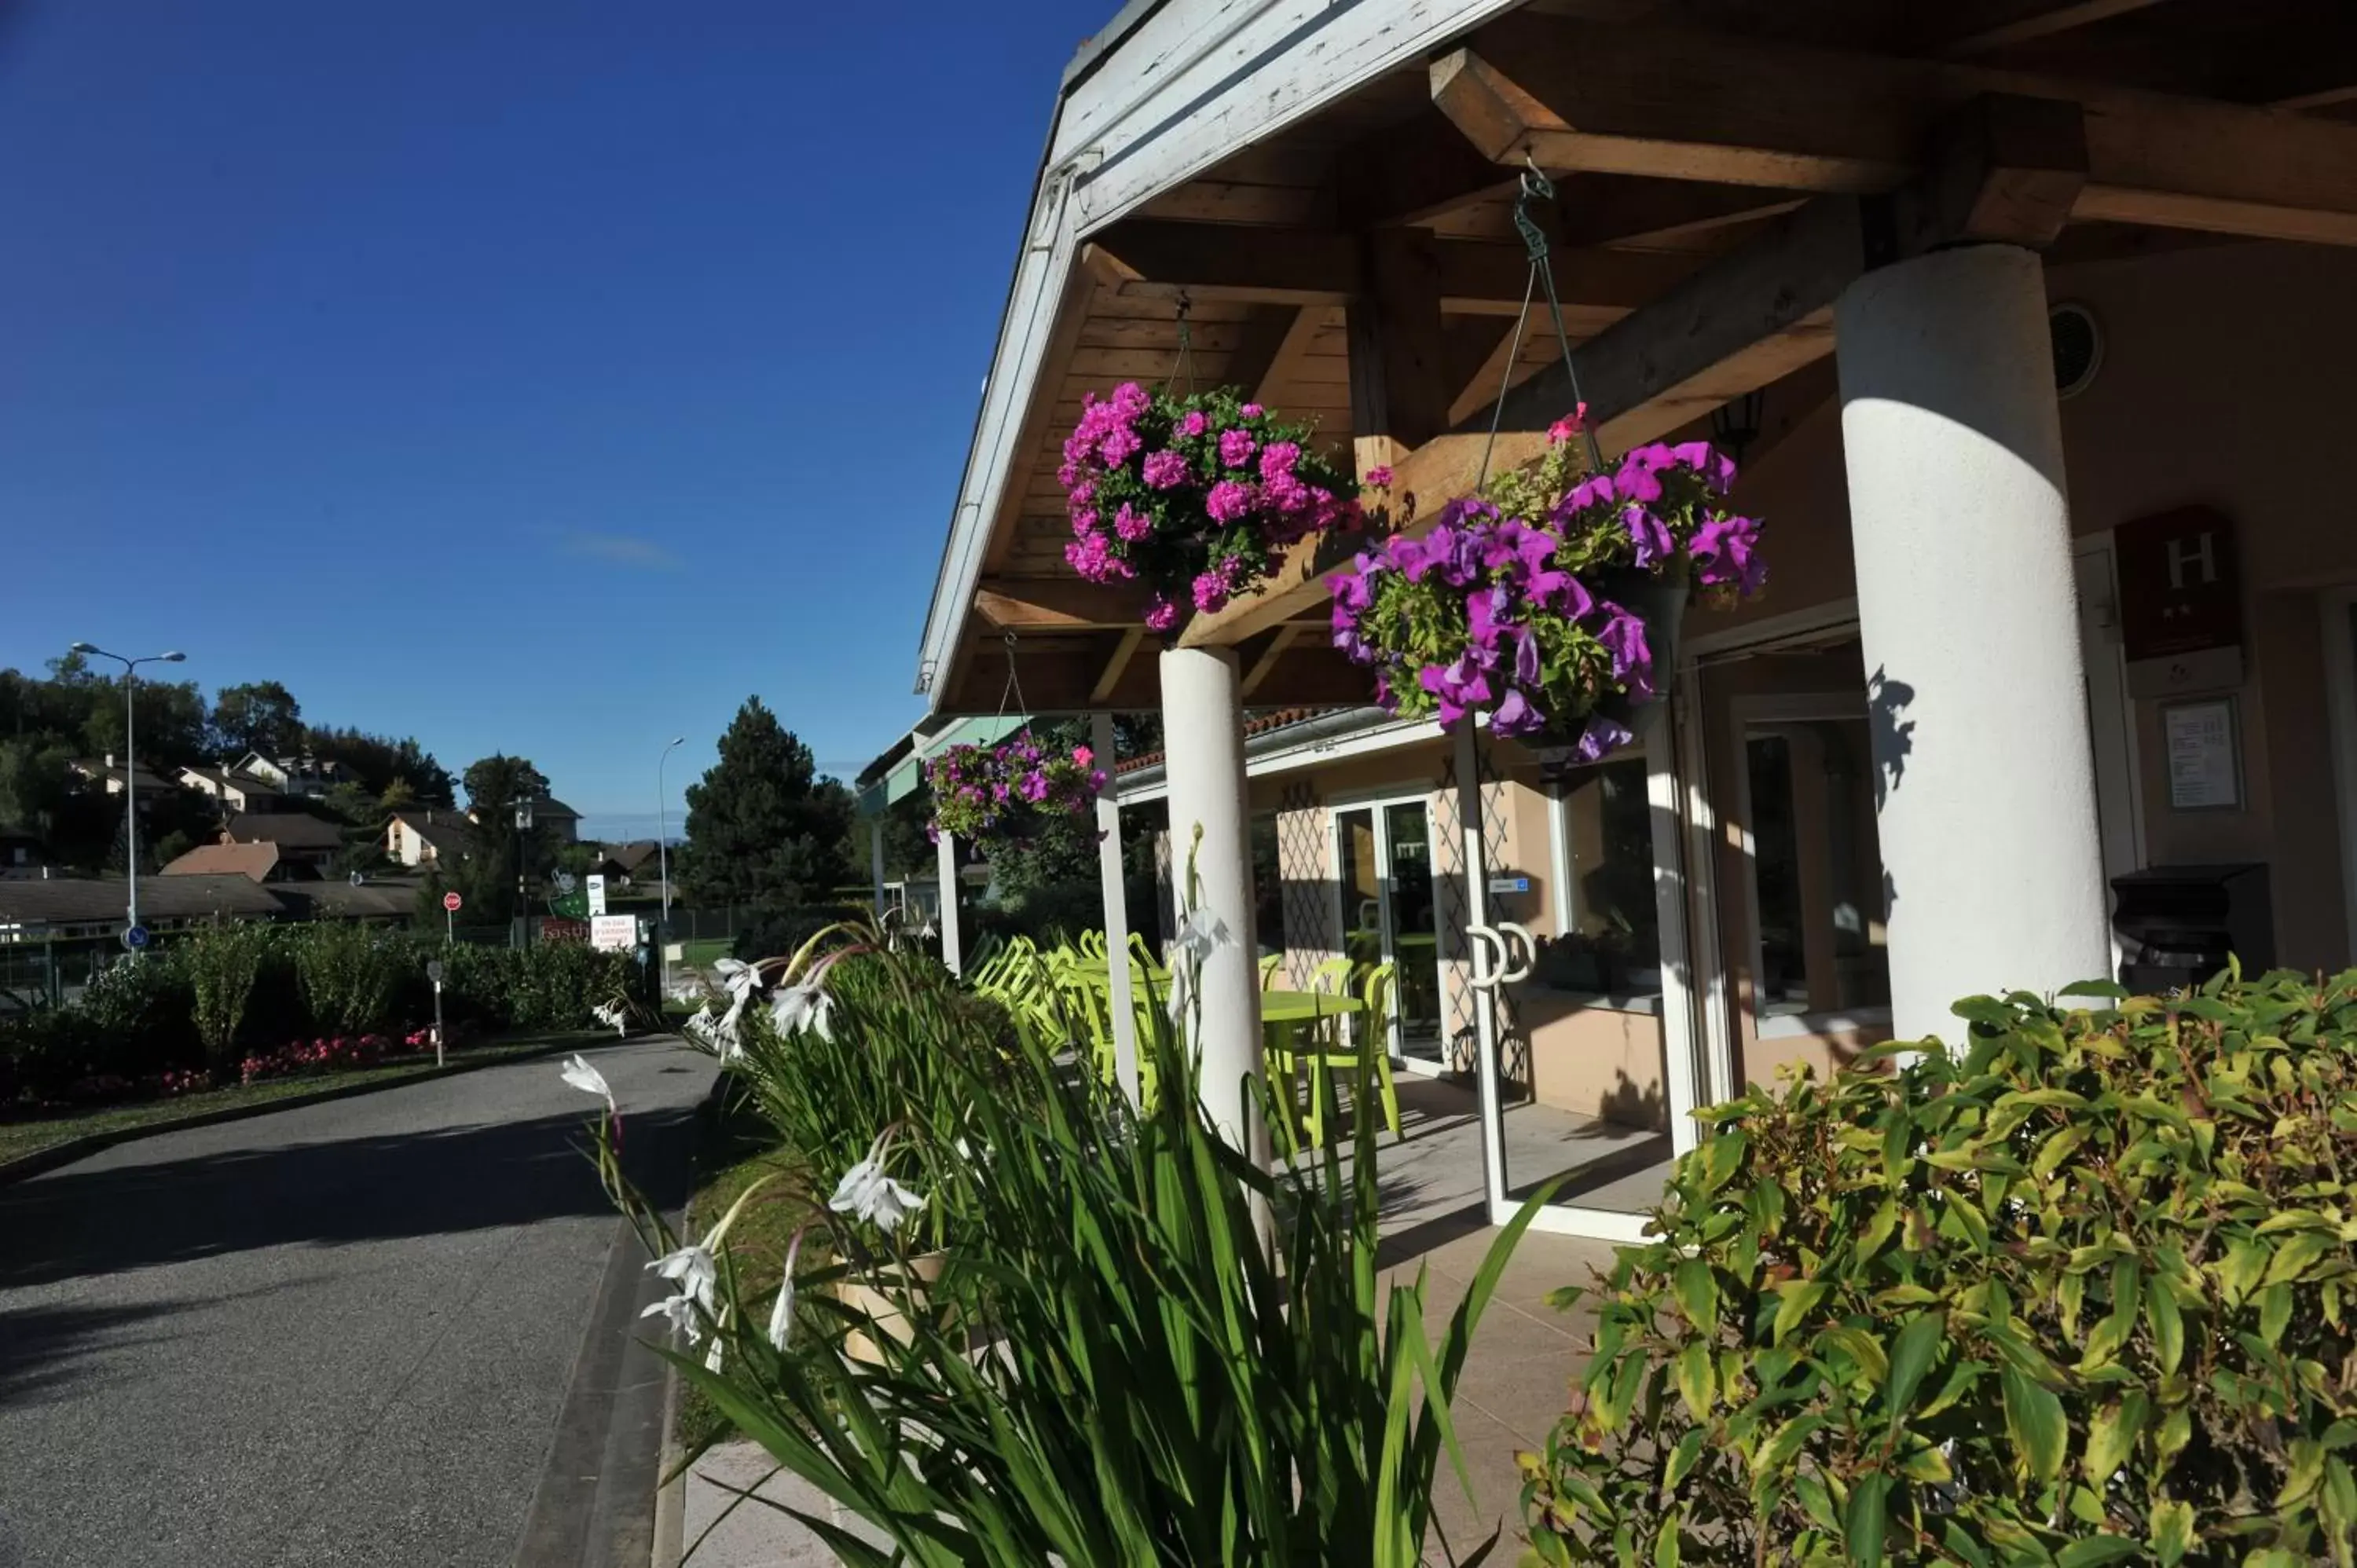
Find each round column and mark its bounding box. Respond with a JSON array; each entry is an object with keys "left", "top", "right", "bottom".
[
  {"left": 1158, "top": 645, "right": 1268, "bottom": 1166},
  {"left": 1835, "top": 244, "right": 2111, "bottom": 1039}
]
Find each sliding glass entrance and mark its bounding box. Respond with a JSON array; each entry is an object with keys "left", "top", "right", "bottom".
[{"left": 1331, "top": 797, "right": 1445, "bottom": 1071}]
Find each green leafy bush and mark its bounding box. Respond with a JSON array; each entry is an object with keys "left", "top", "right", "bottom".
[
  {"left": 185, "top": 923, "right": 273, "bottom": 1075},
  {"left": 73, "top": 953, "right": 196, "bottom": 1075},
  {"left": 291, "top": 921, "right": 411, "bottom": 1036},
  {"left": 1523, "top": 968, "right": 2357, "bottom": 1567},
  {"left": 728, "top": 903, "right": 859, "bottom": 967},
  {"left": 434, "top": 940, "right": 632, "bottom": 1032}
]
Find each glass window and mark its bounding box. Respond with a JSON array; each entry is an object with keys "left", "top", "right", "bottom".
[
  {"left": 1745, "top": 719, "right": 1890, "bottom": 1018},
  {"left": 1536, "top": 757, "right": 1661, "bottom": 998}
]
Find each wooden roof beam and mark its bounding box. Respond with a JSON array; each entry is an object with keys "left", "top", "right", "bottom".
[
  {"left": 1085, "top": 218, "right": 1695, "bottom": 314},
  {"left": 1928, "top": 0, "right": 2172, "bottom": 59},
  {"left": 1336, "top": 106, "right": 1523, "bottom": 228},
  {"left": 975, "top": 577, "right": 1149, "bottom": 631},
  {"left": 1431, "top": 15, "right": 2357, "bottom": 247},
  {"left": 1179, "top": 94, "right": 2088, "bottom": 650},
  {"left": 1554, "top": 174, "right": 1802, "bottom": 249}
]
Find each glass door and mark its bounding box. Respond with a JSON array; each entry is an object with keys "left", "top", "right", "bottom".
[{"left": 1332, "top": 798, "right": 1446, "bottom": 1072}]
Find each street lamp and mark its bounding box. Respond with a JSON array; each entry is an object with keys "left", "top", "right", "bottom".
[
  {"left": 658, "top": 736, "right": 684, "bottom": 996},
  {"left": 69, "top": 643, "right": 187, "bottom": 940}
]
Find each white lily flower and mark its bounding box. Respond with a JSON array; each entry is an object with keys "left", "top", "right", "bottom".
[
  {"left": 766, "top": 1229, "right": 805, "bottom": 1350},
  {"left": 647, "top": 1241, "right": 717, "bottom": 1311},
  {"left": 589, "top": 1000, "right": 629, "bottom": 1035},
  {"left": 640, "top": 1291, "right": 702, "bottom": 1344},
  {"left": 712, "top": 957, "right": 763, "bottom": 1003},
  {"left": 1175, "top": 905, "right": 1231, "bottom": 964},
  {"left": 827, "top": 1131, "right": 929, "bottom": 1234},
  {"left": 559, "top": 1053, "right": 614, "bottom": 1113},
  {"left": 769, "top": 980, "right": 834, "bottom": 1041}
]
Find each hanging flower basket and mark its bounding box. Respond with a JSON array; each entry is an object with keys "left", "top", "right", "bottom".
[
  {"left": 1330, "top": 413, "right": 1766, "bottom": 764},
  {"left": 1058, "top": 382, "right": 1362, "bottom": 634},
  {"left": 925, "top": 735, "right": 1105, "bottom": 848}
]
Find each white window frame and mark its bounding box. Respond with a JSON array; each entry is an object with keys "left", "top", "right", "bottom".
[{"left": 1325, "top": 786, "right": 1447, "bottom": 1076}]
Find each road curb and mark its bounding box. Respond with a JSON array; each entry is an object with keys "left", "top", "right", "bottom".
[
  {"left": 649, "top": 1071, "right": 733, "bottom": 1568},
  {"left": 0, "top": 1030, "right": 623, "bottom": 1188}
]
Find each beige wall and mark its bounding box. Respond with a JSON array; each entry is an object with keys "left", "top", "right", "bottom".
[{"left": 1690, "top": 238, "right": 2357, "bottom": 978}]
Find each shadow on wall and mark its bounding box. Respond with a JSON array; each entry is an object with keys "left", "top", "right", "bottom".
[
  {"left": 1868, "top": 665, "right": 1915, "bottom": 915},
  {"left": 1595, "top": 1069, "right": 1668, "bottom": 1136}
]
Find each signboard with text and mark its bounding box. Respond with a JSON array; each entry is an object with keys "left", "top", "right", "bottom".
[
  {"left": 590, "top": 914, "right": 637, "bottom": 952},
  {"left": 586, "top": 874, "right": 608, "bottom": 917},
  {"left": 2117, "top": 506, "right": 2242, "bottom": 697}
]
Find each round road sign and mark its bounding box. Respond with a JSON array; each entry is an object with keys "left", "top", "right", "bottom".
[
  {"left": 426, "top": 959, "right": 445, "bottom": 984},
  {"left": 121, "top": 925, "right": 151, "bottom": 952},
  {"left": 443, "top": 891, "right": 464, "bottom": 913}
]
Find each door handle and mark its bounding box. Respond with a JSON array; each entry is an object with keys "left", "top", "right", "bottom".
[{"left": 1497, "top": 921, "right": 1536, "bottom": 985}]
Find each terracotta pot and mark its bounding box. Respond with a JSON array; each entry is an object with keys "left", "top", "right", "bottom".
[{"left": 837, "top": 1249, "right": 949, "bottom": 1366}]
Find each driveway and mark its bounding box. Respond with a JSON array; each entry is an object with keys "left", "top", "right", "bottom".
[{"left": 0, "top": 1035, "right": 715, "bottom": 1568}]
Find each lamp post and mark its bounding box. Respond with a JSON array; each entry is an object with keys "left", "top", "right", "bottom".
[
  {"left": 68, "top": 643, "right": 187, "bottom": 940},
  {"left": 513, "top": 797, "right": 535, "bottom": 951},
  {"left": 657, "top": 735, "right": 684, "bottom": 995}
]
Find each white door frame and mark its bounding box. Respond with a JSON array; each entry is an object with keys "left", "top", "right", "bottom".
[
  {"left": 2074, "top": 533, "right": 2146, "bottom": 970},
  {"left": 1505, "top": 700, "right": 1706, "bottom": 1242},
  {"left": 1326, "top": 788, "right": 1450, "bottom": 1077}
]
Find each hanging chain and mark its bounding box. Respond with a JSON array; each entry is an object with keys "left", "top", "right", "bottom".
[
  {"left": 996, "top": 629, "right": 1031, "bottom": 724},
  {"left": 1479, "top": 162, "right": 1606, "bottom": 487},
  {"left": 1164, "top": 291, "right": 1196, "bottom": 394}
]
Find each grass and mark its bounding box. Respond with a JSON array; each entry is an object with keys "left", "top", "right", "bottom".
[
  {"left": 677, "top": 936, "right": 735, "bottom": 969},
  {"left": 674, "top": 1081, "right": 819, "bottom": 1452},
  {"left": 0, "top": 1028, "right": 607, "bottom": 1167}
]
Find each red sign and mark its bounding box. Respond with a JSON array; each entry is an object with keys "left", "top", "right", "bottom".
[
  {"left": 540, "top": 918, "right": 591, "bottom": 945},
  {"left": 443, "top": 892, "right": 464, "bottom": 912},
  {"left": 2117, "top": 506, "right": 2240, "bottom": 663}
]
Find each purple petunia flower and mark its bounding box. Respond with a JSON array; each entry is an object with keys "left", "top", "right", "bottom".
[
  {"left": 1205, "top": 479, "right": 1254, "bottom": 523},
  {"left": 1492, "top": 687, "right": 1545, "bottom": 738},
  {"left": 1177, "top": 409, "right": 1208, "bottom": 438},
  {"left": 1142, "top": 450, "right": 1190, "bottom": 490},
  {"left": 1595, "top": 603, "right": 1653, "bottom": 693},
  {"left": 1114, "top": 504, "right": 1153, "bottom": 542},
  {"left": 1218, "top": 427, "right": 1255, "bottom": 468},
  {"left": 1623, "top": 505, "right": 1674, "bottom": 569},
  {"left": 1574, "top": 713, "right": 1633, "bottom": 763}
]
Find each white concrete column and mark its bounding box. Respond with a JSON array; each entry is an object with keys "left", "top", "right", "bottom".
[
  {"left": 1835, "top": 244, "right": 2111, "bottom": 1039},
  {"left": 1091, "top": 711, "right": 1141, "bottom": 1104},
  {"left": 1159, "top": 646, "right": 1268, "bottom": 1168},
  {"left": 935, "top": 825, "right": 963, "bottom": 976}
]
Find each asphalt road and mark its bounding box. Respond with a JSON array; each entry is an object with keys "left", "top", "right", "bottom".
[{"left": 0, "top": 1036, "right": 716, "bottom": 1568}]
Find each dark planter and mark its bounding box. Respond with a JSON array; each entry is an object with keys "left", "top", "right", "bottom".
[{"left": 1522, "top": 565, "right": 1688, "bottom": 775}]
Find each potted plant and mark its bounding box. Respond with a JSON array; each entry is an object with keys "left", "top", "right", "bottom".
[
  {"left": 1331, "top": 412, "right": 1766, "bottom": 765},
  {"left": 924, "top": 734, "right": 1105, "bottom": 849},
  {"left": 1058, "top": 381, "right": 1362, "bottom": 633}
]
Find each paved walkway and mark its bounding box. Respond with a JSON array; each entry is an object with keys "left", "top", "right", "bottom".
[{"left": 0, "top": 1036, "right": 714, "bottom": 1568}]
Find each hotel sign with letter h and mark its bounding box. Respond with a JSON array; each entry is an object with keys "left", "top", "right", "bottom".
[{"left": 2115, "top": 506, "right": 2242, "bottom": 699}]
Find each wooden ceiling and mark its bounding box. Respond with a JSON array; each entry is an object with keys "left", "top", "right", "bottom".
[{"left": 933, "top": 0, "right": 2357, "bottom": 715}]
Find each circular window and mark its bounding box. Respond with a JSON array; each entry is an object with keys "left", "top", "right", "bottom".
[{"left": 2050, "top": 302, "right": 2103, "bottom": 399}]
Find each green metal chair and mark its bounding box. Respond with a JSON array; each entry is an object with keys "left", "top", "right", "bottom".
[{"left": 1282, "top": 959, "right": 1404, "bottom": 1149}]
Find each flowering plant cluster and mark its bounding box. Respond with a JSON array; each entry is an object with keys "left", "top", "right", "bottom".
[
  {"left": 1331, "top": 412, "right": 1766, "bottom": 760},
  {"left": 1059, "top": 382, "right": 1360, "bottom": 633},
  {"left": 238, "top": 1030, "right": 433, "bottom": 1086},
  {"left": 925, "top": 735, "right": 1105, "bottom": 844}
]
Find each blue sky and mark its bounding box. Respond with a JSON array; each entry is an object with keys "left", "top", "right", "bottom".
[{"left": 0, "top": 0, "right": 1109, "bottom": 839}]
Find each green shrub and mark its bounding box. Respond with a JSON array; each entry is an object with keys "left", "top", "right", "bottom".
[
  {"left": 1523, "top": 968, "right": 2357, "bottom": 1567},
  {"left": 435, "top": 940, "right": 632, "bottom": 1032},
  {"left": 0, "top": 1006, "right": 105, "bottom": 1100},
  {"left": 185, "top": 923, "right": 273, "bottom": 1075},
  {"left": 291, "top": 921, "right": 412, "bottom": 1036},
  {"left": 728, "top": 904, "right": 859, "bottom": 967},
  {"left": 73, "top": 951, "right": 197, "bottom": 1075}
]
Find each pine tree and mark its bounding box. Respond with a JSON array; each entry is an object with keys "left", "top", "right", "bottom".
[{"left": 677, "top": 698, "right": 855, "bottom": 910}]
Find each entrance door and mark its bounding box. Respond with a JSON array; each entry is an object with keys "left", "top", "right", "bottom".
[{"left": 1331, "top": 798, "right": 1446, "bottom": 1072}]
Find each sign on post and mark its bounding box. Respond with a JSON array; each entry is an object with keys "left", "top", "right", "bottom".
[
  {"left": 425, "top": 958, "right": 447, "bottom": 1066},
  {"left": 121, "top": 925, "right": 151, "bottom": 953},
  {"left": 590, "top": 914, "right": 636, "bottom": 952},
  {"left": 442, "top": 889, "right": 462, "bottom": 946},
  {"left": 586, "top": 874, "right": 607, "bottom": 917}
]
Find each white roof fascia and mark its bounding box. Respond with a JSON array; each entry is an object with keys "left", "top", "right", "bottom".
[
  {"left": 915, "top": 0, "right": 1520, "bottom": 710},
  {"left": 1116, "top": 712, "right": 1444, "bottom": 804}
]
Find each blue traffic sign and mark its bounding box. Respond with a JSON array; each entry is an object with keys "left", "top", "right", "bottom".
[{"left": 122, "top": 924, "right": 152, "bottom": 951}]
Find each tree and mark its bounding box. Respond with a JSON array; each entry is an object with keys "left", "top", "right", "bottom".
[
  {"left": 81, "top": 676, "right": 211, "bottom": 771},
  {"left": 677, "top": 698, "right": 856, "bottom": 909},
  {"left": 0, "top": 739, "right": 75, "bottom": 833},
  {"left": 309, "top": 726, "right": 455, "bottom": 806},
  {"left": 455, "top": 754, "right": 560, "bottom": 922},
  {"left": 211, "top": 680, "right": 302, "bottom": 758}
]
